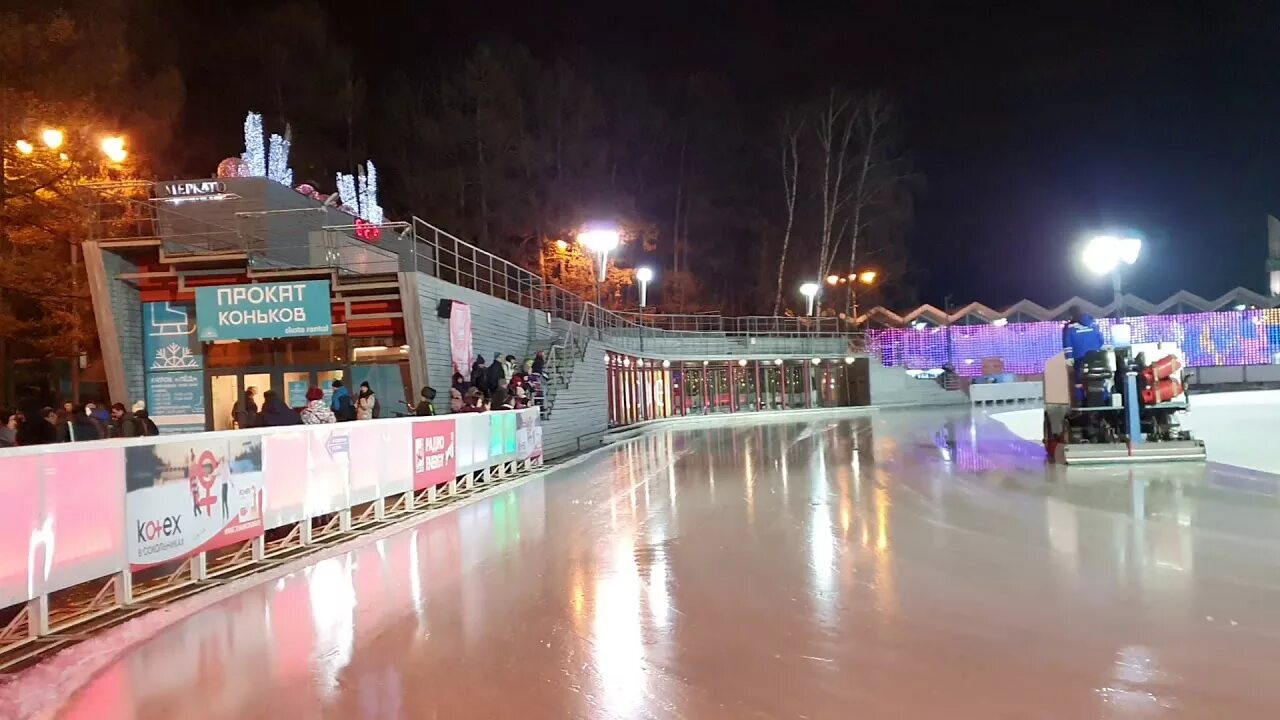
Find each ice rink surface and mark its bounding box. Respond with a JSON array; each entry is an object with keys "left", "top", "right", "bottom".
[{"left": 49, "top": 409, "right": 1280, "bottom": 718}]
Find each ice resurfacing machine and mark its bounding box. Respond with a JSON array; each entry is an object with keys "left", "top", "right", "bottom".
[{"left": 1042, "top": 336, "right": 1207, "bottom": 465}]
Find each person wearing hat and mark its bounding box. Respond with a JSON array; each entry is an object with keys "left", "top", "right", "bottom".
[
  {"left": 133, "top": 401, "right": 160, "bottom": 436},
  {"left": 512, "top": 385, "right": 530, "bottom": 409},
  {"left": 301, "top": 387, "right": 336, "bottom": 424},
  {"left": 414, "top": 386, "right": 437, "bottom": 416}
]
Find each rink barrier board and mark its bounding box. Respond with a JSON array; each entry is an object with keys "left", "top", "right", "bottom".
[{"left": 0, "top": 409, "right": 543, "bottom": 660}]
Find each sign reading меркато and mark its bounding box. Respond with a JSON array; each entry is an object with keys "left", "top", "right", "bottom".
[{"left": 194, "top": 280, "right": 332, "bottom": 341}]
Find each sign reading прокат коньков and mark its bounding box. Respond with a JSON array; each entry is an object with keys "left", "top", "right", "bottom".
[{"left": 194, "top": 280, "right": 332, "bottom": 341}]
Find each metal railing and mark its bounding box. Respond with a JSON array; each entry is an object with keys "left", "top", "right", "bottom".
[
  {"left": 86, "top": 183, "right": 867, "bottom": 343},
  {"left": 402, "top": 215, "right": 865, "bottom": 344}
]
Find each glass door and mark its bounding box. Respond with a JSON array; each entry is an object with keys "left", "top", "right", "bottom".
[
  {"left": 210, "top": 373, "right": 240, "bottom": 432},
  {"left": 209, "top": 371, "right": 274, "bottom": 431}
]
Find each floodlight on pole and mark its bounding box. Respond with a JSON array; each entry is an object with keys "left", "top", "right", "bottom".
[
  {"left": 577, "top": 228, "right": 620, "bottom": 282},
  {"left": 799, "top": 281, "right": 820, "bottom": 316},
  {"left": 41, "top": 128, "right": 64, "bottom": 149},
  {"left": 577, "top": 227, "right": 620, "bottom": 307},
  {"left": 636, "top": 266, "right": 654, "bottom": 307},
  {"left": 1082, "top": 234, "right": 1142, "bottom": 313},
  {"left": 100, "top": 135, "right": 127, "bottom": 163}
]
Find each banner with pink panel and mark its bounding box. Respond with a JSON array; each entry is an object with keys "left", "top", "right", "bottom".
[
  {"left": 0, "top": 447, "right": 125, "bottom": 607},
  {"left": 0, "top": 409, "right": 541, "bottom": 618}
]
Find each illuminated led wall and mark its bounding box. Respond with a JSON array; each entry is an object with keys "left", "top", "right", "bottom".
[{"left": 866, "top": 309, "right": 1280, "bottom": 376}]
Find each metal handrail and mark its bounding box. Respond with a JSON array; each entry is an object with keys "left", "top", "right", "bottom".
[{"left": 403, "top": 216, "right": 864, "bottom": 341}]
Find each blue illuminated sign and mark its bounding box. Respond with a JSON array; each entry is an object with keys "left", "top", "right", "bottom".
[
  {"left": 143, "top": 302, "right": 202, "bottom": 371},
  {"left": 195, "top": 280, "right": 332, "bottom": 341}
]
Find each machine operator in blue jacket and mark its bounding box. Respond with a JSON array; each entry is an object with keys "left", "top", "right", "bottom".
[
  {"left": 1063, "top": 306, "right": 1104, "bottom": 404},
  {"left": 1063, "top": 306, "right": 1104, "bottom": 365}
]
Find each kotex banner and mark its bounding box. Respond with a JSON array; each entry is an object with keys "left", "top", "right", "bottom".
[
  {"left": 125, "top": 436, "right": 264, "bottom": 570},
  {"left": 412, "top": 418, "right": 457, "bottom": 490}
]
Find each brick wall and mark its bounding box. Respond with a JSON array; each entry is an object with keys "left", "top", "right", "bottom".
[{"left": 103, "top": 250, "right": 144, "bottom": 404}]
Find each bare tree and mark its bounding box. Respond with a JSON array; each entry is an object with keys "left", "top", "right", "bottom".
[
  {"left": 772, "top": 111, "right": 803, "bottom": 315},
  {"left": 812, "top": 89, "right": 857, "bottom": 311},
  {"left": 843, "top": 95, "right": 913, "bottom": 318}
]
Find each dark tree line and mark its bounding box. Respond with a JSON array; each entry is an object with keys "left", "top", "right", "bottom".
[{"left": 14, "top": 0, "right": 921, "bottom": 317}]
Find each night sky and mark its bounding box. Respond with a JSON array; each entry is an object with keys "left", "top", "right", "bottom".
[
  {"left": 397, "top": 0, "right": 1280, "bottom": 307},
  {"left": 200, "top": 1, "right": 1280, "bottom": 309}
]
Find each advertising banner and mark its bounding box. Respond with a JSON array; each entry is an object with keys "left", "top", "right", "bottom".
[
  {"left": 262, "top": 431, "right": 309, "bottom": 527},
  {"left": 516, "top": 410, "right": 537, "bottom": 460},
  {"left": 0, "top": 448, "right": 126, "bottom": 608},
  {"left": 194, "top": 280, "right": 332, "bottom": 341},
  {"left": 489, "top": 413, "right": 505, "bottom": 459},
  {"left": 503, "top": 412, "right": 519, "bottom": 455},
  {"left": 305, "top": 426, "right": 351, "bottom": 517},
  {"left": 412, "top": 418, "right": 457, "bottom": 490},
  {"left": 125, "top": 437, "right": 264, "bottom": 570},
  {"left": 449, "top": 302, "right": 473, "bottom": 375},
  {"left": 143, "top": 302, "right": 203, "bottom": 371},
  {"left": 350, "top": 422, "right": 413, "bottom": 503}
]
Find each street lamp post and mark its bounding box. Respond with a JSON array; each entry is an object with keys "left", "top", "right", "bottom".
[
  {"left": 2, "top": 126, "right": 129, "bottom": 405},
  {"left": 577, "top": 228, "right": 620, "bottom": 309},
  {"left": 825, "top": 269, "right": 879, "bottom": 324},
  {"left": 1082, "top": 234, "right": 1142, "bottom": 316},
  {"left": 636, "top": 266, "right": 654, "bottom": 351},
  {"left": 799, "top": 282, "right": 820, "bottom": 317}
]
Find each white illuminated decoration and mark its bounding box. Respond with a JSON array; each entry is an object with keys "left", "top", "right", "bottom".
[
  {"left": 267, "top": 132, "right": 293, "bottom": 186},
  {"left": 337, "top": 160, "right": 383, "bottom": 225},
  {"left": 241, "top": 112, "right": 266, "bottom": 177},
  {"left": 239, "top": 111, "right": 293, "bottom": 186},
  {"left": 336, "top": 172, "right": 358, "bottom": 215}
]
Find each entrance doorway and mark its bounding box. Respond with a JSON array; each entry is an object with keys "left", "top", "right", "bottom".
[{"left": 208, "top": 368, "right": 343, "bottom": 430}]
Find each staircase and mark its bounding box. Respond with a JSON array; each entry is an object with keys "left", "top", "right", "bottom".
[
  {"left": 868, "top": 360, "right": 970, "bottom": 407},
  {"left": 533, "top": 332, "right": 588, "bottom": 418}
]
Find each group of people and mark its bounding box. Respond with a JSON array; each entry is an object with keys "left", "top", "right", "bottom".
[
  {"left": 450, "top": 351, "right": 546, "bottom": 413},
  {"left": 2, "top": 356, "right": 543, "bottom": 448},
  {"left": 232, "top": 380, "right": 386, "bottom": 428},
  {"left": 0, "top": 400, "right": 160, "bottom": 447}
]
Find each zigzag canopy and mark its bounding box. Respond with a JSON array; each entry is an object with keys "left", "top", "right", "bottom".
[{"left": 858, "top": 287, "right": 1278, "bottom": 327}]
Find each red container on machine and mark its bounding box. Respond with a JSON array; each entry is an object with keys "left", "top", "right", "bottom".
[
  {"left": 1142, "top": 377, "right": 1183, "bottom": 404},
  {"left": 1146, "top": 354, "right": 1182, "bottom": 382}
]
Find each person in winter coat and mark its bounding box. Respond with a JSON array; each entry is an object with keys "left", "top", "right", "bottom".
[
  {"left": 108, "top": 402, "right": 145, "bottom": 438},
  {"left": 0, "top": 411, "right": 18, "bottom": 447},
  {"left": 491, "top": 378, "right": 511, "bottom": 410},
  {"left": 301, "top": 387, "right": 336, "bottom": 424},
  {"left": 330, "top": 380, "right": 355, "bottom": 421},
  {"left": 470, "top": 356, "right": 487, "bottom": 393},
  {"left": 512, "top": 385, "right": 530, "bottom": 409},
  {"left": 356, "top": 382, "right": 378, "bottom": 420},
  {"left": 460, "top": 387, "right": 485, "bottom": 413},
  {"left": 414, "top": 386, "right": 437, "bottom": 416},
  {"left": 485, "top": 355, "right": 506, "bottom": 396},
  {"left": 69, "top": 403, "right": 103, "bottom": 441},
  {"left": 532, "top": 350, "right": 546, "bottom": 375},
  {"left": 132, "top": 401, "right": 161, "bottom": 436},
  {"left": 233, "top": 387, "right": 260, "bottom": 428},
  {"left": 452, "top": 371, "right": 471, "bottom": 395},
  {"left": 449, "top": 387, "right": 464, "bottom": 412},
  {"left": 260, "top": 390, "right": 301, "bottom": 426}
]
